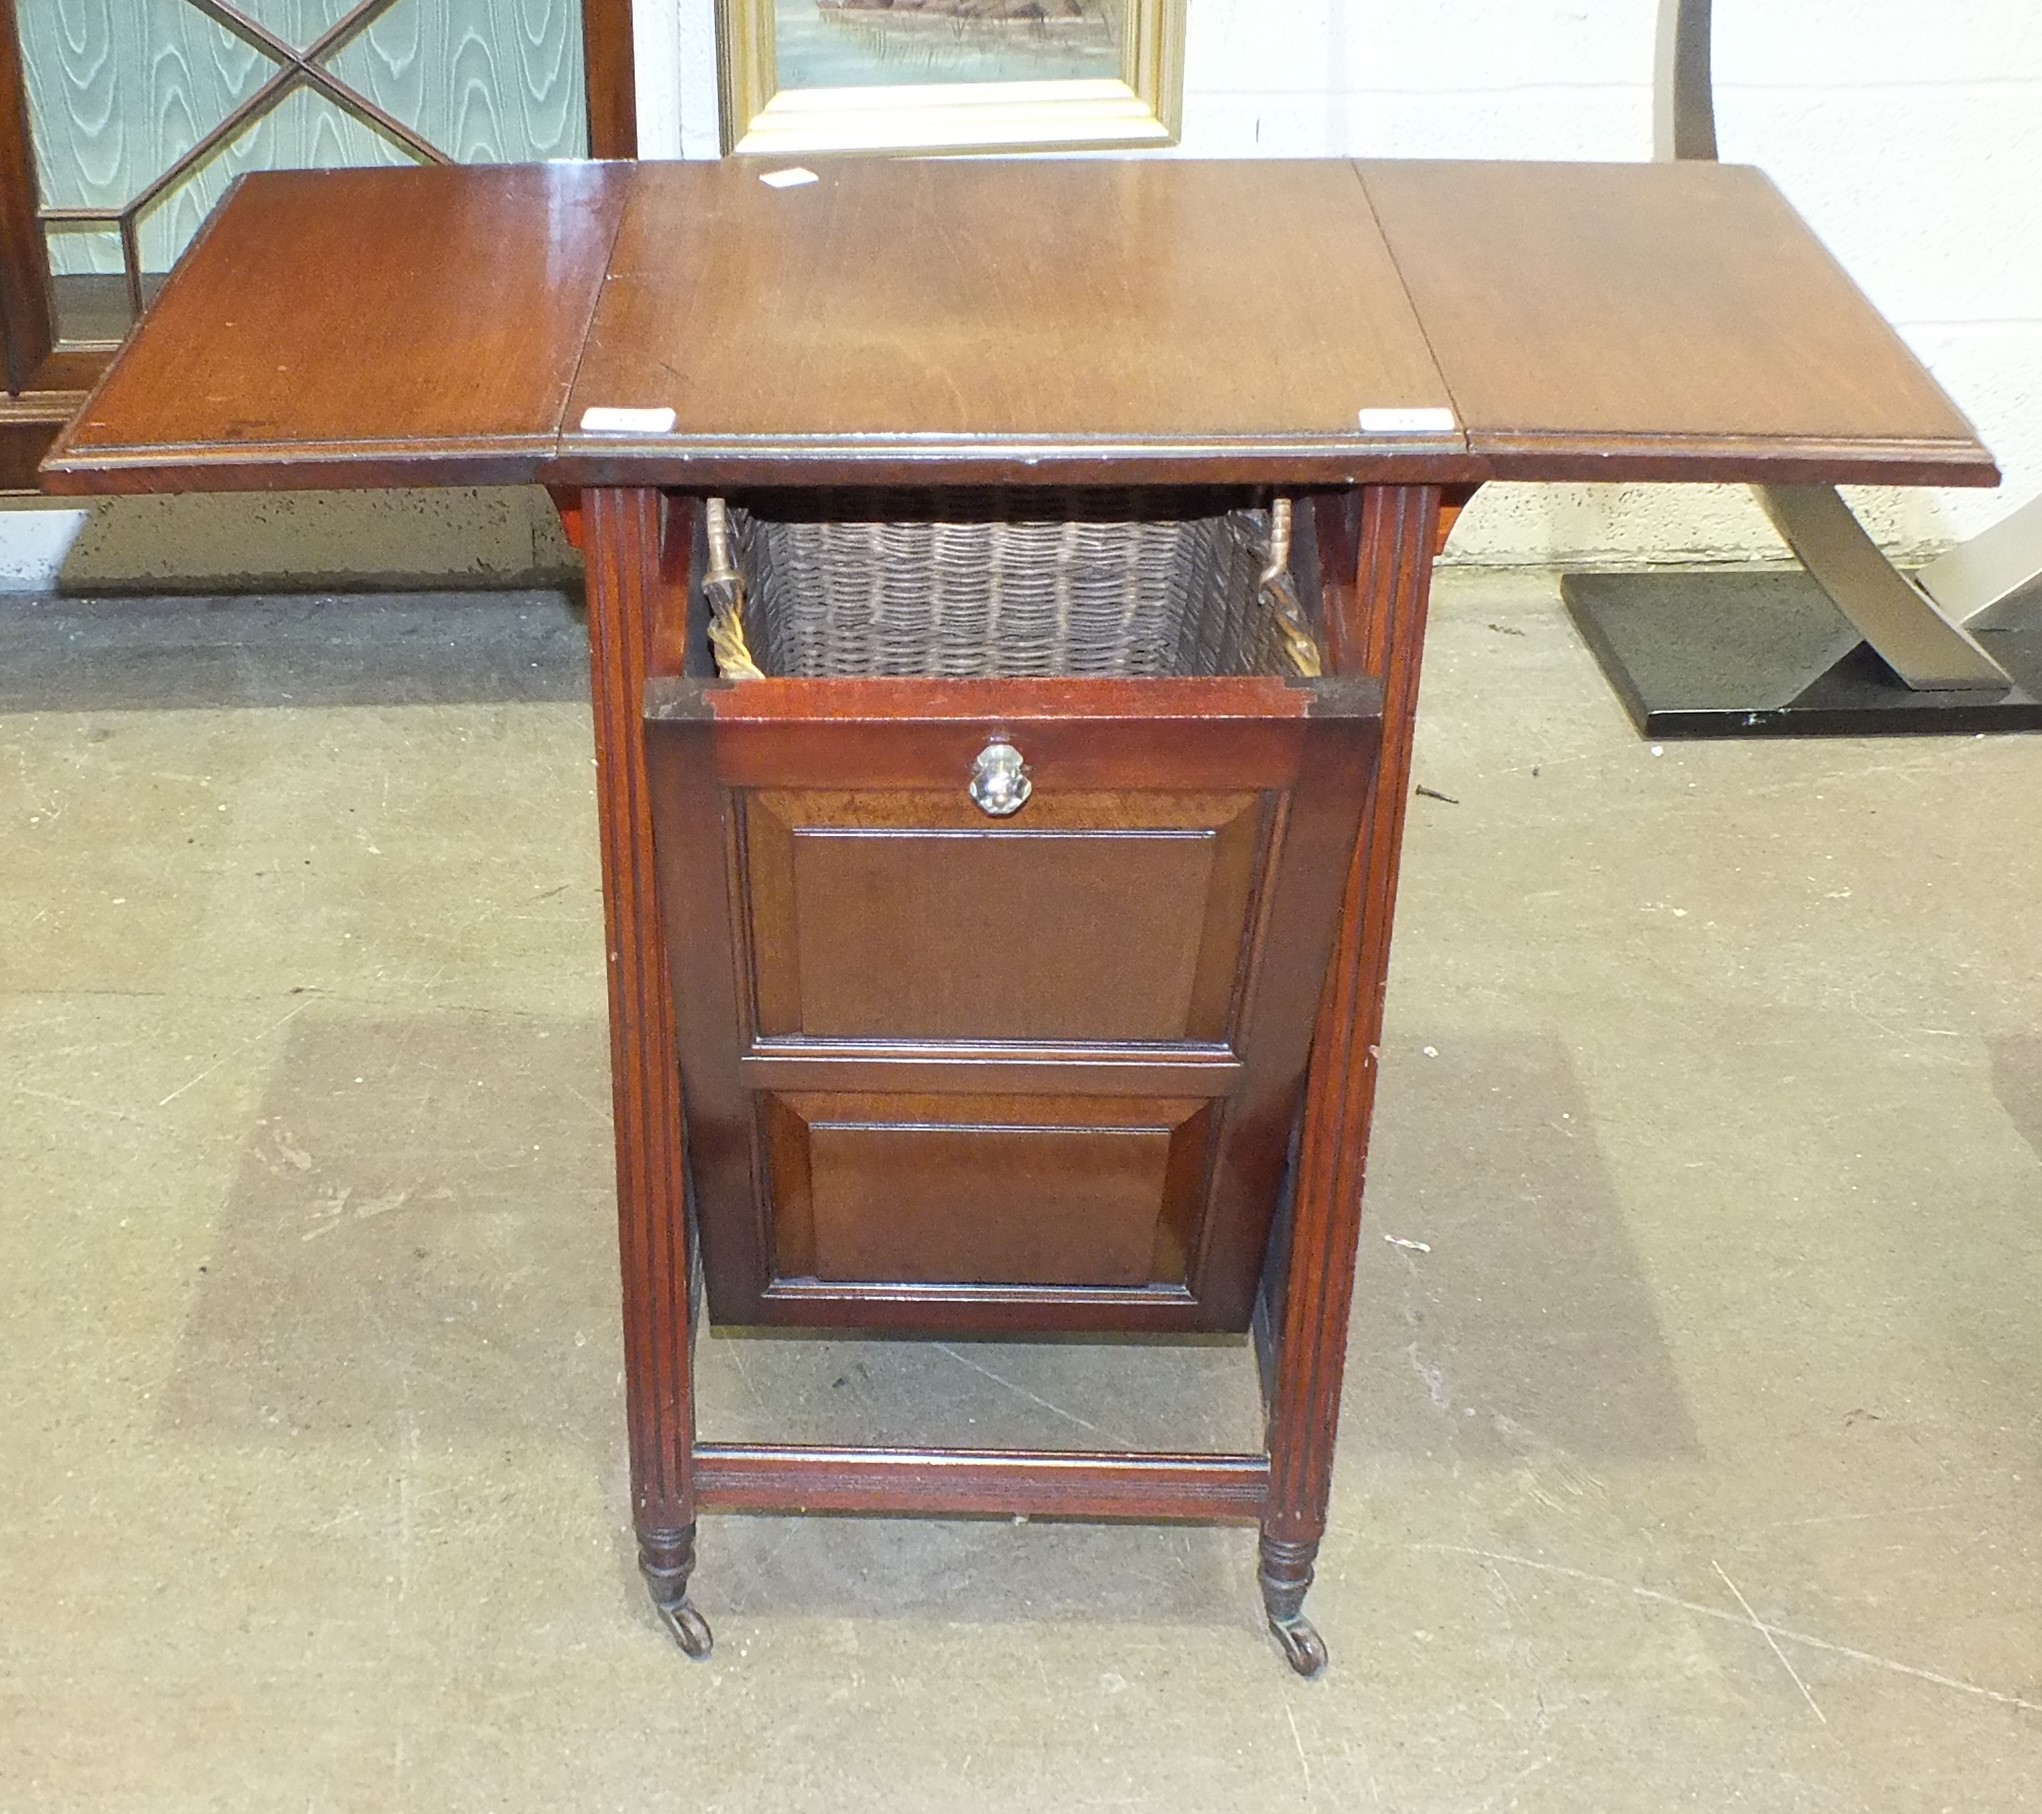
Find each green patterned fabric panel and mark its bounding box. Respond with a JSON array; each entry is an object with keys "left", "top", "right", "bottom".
[{"left": 19, "top": 0, "right": 588, "bottom": 273}]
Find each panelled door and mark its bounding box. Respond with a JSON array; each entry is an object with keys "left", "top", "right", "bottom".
[{"left": 646, "top": 672, "right": 1383, "bottom": 1338}]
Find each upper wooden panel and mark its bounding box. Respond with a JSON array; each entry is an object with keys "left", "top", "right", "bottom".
[
  {"left": 1359, "top": 159, "right": 1999, "bottom": 487},
  {"left": 42, "top": 162, "right": 632, "bottom": 492},
  {"left": 556, "top": 158, "right": 1469, "bottom": 487}
]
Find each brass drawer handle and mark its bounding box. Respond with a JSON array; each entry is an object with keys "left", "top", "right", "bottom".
[{"left": 968, "top": 738, "right": 1031, "bottom": 817}]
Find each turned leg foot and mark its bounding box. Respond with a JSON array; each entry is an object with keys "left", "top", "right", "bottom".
[
  {"left": 640, "top": 1524, "right": 713, "bottom": 1660},
  {"left": 1258, "top": 1533, "right": 1328, "bottom": 1678}
]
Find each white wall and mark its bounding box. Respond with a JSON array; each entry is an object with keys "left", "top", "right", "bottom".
[
  {"left": 6, "top": 0, "right": 2037, "bottom": 588},
  {"left": 1149, "top": 0, "right": 2042, "bottom": 565}
]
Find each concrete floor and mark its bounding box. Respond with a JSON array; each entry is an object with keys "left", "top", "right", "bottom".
[{"left": 2, "top": 571, "right": 2039, "bottom": 1812}]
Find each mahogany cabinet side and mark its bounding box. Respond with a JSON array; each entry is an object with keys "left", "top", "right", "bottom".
[{"left": 1257, "top": 483, "right": 1444, "bottom": 1672}]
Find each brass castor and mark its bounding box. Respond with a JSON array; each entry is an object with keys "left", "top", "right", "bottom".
[
  {"left": 1267, "top": 1612, "right": 1328, "bottom": 1678},
  {"left": 654, "top": 1597, "right": 714, "bottom": 1660},
  {"left": 640, "top": 1524, "right": 713, "bottom": 1661},
  {"left": 1258, "top": 1531, "right": 1327, "bottom": 1678}
]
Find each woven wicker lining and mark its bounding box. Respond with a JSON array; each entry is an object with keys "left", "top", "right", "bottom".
[{"left": 703, "top": 491, "right": 1320, "bottom": 681}]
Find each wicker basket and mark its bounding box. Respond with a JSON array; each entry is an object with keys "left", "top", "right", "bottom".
[{"left": 702, "top": 490, "right": 1320, "bottom": 682}]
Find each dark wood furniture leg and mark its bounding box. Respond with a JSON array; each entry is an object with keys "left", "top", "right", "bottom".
[
  {"left": 1260, "top": 484, "right": 1443, "bottom": 1675},
  {"left": 582, "top": 486, "right": 713, "bottom": 1658}
]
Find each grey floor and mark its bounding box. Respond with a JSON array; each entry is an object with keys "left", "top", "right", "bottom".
[{"left": 2, "top": 572, "right": 2038, "bottom": 1812}]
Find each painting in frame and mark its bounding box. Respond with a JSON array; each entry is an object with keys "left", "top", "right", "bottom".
[{"left": 717, "top": 0, "right": 1186, "bottom": 156}]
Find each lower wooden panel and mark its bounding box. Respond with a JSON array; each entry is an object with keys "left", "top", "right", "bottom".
[
  {"left": 763, "top": 1090, "right": 1211, "bottom": 1289},
  {"left": 693, "top": 1443, "right": 1270, "bottom": 1522}
]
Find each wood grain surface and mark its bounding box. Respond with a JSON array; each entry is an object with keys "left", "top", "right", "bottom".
[
  {"left": 584, "top": 489, "right": 700, "bottom": 1553},
  {"left": 557, "top": 156, "right": 1469, "bottom": 486},
  {"left": 1360, "top": 159, "right": 2000, "bottom": 488},
  {"left": 43, "top": 157, "right": 2000, "bottom": 494},
  {"left": 645, "top": 668, "right": 1381, "bottom": 1334},
  {"left": 692, "top": 1444, "right": 1269, "bottom": 1522},
  {"left": 1262, "top": 485, "right": 1440, "bottom": 1568},
  {"left": 43, "top": 161, "right": 629, "bottom": 490},
  {"left": 773, "top": 1092, "right": 1200, "bottom": 1288}
]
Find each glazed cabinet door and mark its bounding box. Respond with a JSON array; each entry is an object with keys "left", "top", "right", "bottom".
[{"left": 645, "top": 674, "right": 1381, "bottom": 1336}]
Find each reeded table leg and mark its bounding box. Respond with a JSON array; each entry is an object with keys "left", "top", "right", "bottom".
[
  {"left": 582, "top": 487, "right": 711, "bottom": 1659},
  {"left": 1259, "top": 485, "right": 1444, "bottom": 1677}
]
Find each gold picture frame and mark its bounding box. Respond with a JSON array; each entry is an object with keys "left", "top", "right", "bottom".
[{"left": 716, "top": 1, "right": 1185, "bottom": 157}]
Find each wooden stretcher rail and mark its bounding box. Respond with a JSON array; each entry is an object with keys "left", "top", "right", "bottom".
[{"left": 693, "top": 1444, "right": 1272, "bottom": 1522}]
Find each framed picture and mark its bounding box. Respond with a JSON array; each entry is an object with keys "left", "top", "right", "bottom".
[{"left": 716, "top": 0, "right": 1185, "bottom": 156}]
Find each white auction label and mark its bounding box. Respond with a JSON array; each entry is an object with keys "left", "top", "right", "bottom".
[
  {"left": 579, "top": 406, "right": 677, "bottom": 434},
  {"left": 1357, "top": 407, "right": 1458, "bottom": 434},
  {"left": 760, "top": 167, "right": 820, "bottom": 189}
]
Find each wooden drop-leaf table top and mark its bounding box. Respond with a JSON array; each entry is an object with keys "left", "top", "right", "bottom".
[{"left": 42, "top": 156, "right": 1997, "bottom": 497}]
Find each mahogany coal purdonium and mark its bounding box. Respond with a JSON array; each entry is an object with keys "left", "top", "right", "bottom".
[
  {"left": 39, "top": 156, "right": 1996, "bottom": 1676},
  {"left": 595, "top": 480, "right": 1429, "bottom": 1678}
]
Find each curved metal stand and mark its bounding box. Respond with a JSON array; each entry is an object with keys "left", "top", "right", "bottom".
[{"left": 1566, "top": 0, "right": 2042, "bottom": 736}]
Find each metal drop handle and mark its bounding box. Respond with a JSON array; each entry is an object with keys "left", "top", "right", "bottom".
[{"left": 967, "top": 738, "right": 1031, "bottom": 817}]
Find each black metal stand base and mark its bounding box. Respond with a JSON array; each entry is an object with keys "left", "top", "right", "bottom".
[{"left": 1563, "top": 569, "right": 2042, "bottom": 739}]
